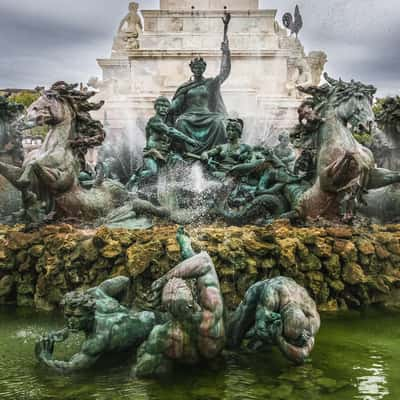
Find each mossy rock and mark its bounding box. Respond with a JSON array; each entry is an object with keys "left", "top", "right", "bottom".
[
  {"left": 80, "top": 238, "right": 99, "bottom": 263},
  {"left": 323, "top": 254, "right": 341, "bottom": 279},
  {"left": 342, "top": 262, "right": 367, "bottom": 285},
  {"left": 334, "top": 240, "right": 358, "bottom": 263},
  {"left": 126, "top": 240, "right": 164, "bottom": 277},
  {"left": 299, "top": 253, "right": 322, "bottom": 272},
  {"left": 100, "top": 240, "right": 123, "bottom": 259}
]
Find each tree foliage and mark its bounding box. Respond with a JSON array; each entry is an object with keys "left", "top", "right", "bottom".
[{"left": 8, "top": 91, "right": 40, "bottom": 108}]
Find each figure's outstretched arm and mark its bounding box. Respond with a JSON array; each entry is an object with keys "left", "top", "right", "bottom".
[
  {"left": 35, "top": 335, "right": 104, "bottom": 373},
  {"left": 150, "top": 251, "right": 213, "bottom": 305},
  {"left": 176, "top": 226, "right": 196, "bottom": 260},
  {"left": 216, "top": 40, "right": 231, "bottom": 84},
  {"left": 216, "top": 12, "right": 231, "bottom": 84},
  {"left": 161, "top": 252, "right": 212, "bottom": 282},
  {"left": 38, "top": 351, "right": 100, "bottom": 373},
  {"left": 201, "top": 146, "right": 221, "bottom": 161}
]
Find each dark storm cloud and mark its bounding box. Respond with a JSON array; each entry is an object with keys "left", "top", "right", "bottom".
[
  {"left": 0, "top": 0, "right": 399, "bottom": 95},
  {"left": 266, "top": 0, "right": 400, "bottom": 95},
  {"left": 0, "top": 0, "right": 155, "bottom": 88}
]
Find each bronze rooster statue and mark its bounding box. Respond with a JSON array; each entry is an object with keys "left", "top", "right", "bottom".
[{"left": 282, "top": 5, "right": 303, "bottom": 38}]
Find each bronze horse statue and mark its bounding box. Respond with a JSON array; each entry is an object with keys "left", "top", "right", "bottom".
[
  {"left": 296, "top": 73, "right": 400, "bottom": 220},
  {"left": 0, "top": 82, "right": 128, "bottom": 221},
  {"left": 219, "top": 74, "right": 400, "bottom": 223},
  {"left": 359, "top": 96, "right": 400, "bottom": 222}
]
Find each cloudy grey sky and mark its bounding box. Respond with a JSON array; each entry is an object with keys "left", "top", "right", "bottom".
[{"left": 0, "top": 0, "right": 399, "bottom": 95}]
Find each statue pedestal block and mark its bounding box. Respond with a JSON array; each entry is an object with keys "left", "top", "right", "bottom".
[{"left": 94, "top": 6, "right": 326, "bottom": 149}]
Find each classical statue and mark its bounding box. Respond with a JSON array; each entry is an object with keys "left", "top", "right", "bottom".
[
  {"left": 291, "top": 73, "right": 400, "bottom": 221},
  {"left": 35, "top": 276, "right": 156, "bottom": 373},
  {"left": 168, "top": 13, "right": 232, "bottom": 156},
  {"left": 218, "top": 148, "right": 306, "bottom": 224},
  {"left": 287, "top": 58, "right": 313, "bottom": 97},
  {"left": 126, "top": 96, "right": 197, "bottom": 190},
  {"left": 112, "top": 2, "right": 143, "bottom": 53},
  {"left": 134, "top": 227, "right": 225, "bottom": 378},
  {"left": 219, "top": 74, "right": 400, "bottom": 223},
  {"left": 228, "top": 276, "right": 320, "bottom": 364},
  {"left": 200, "top": 118, "right": 252, "bottom": 179},
  {"left": 282, "top": 5, "right": 303, "bottom": 38},
  {"left": 273, "top": 131, "right": 296, "bottom": 171}
]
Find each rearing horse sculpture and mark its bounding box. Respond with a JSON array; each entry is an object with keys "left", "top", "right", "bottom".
[
  {"left": 296, "top": 73, "right": 400, "bottom": 220},
  {"left": 0, "top": 82, "right": 128, "bottom": 220},
  {"left": 219, "top": 74, "right": 400, "bottom": 223}
]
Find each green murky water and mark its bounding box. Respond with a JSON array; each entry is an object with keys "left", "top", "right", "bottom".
[{"left": 0, "top": 306, "right": 399, "bottom": 400}]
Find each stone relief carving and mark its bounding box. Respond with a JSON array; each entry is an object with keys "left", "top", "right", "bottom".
[
  {"left": 307, "top": 51, "right": 328, "bottom": 86},
  {"left": 286, "top": 57, "right": 313, "bottom": 97}
]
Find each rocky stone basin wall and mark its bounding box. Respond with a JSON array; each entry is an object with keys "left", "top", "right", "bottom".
[{"left": 1, "top": 221, "right": 400, "bottom": 311}]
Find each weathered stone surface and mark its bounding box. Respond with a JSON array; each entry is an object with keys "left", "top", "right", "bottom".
[
  {"left": 343, "top": 263, "right": 367, "bottom": 285},
  {"left": 1, "top": 222, "right": 400, "bottom": 311},
  {"left": 100, "top": 240, "right": 123, "bottom": 259},
  {"left": 356, "top": 238, "right": 375, "bottom": 255},
  {"left": 334, "top": 240, "right": 358, "bottom": 263},
  {"left": 29, "top": 245, "right": 44, "bottom": 258},
  {"left": 126, "top": 241, "right": 164, "bottom": 277}
]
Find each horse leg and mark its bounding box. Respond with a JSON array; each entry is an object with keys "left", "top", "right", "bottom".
[
  {"left": 32, "top": 163, "right": 74, "bottom": 193},
  {"left": 367, "top": 168, "right": 400, "bottom": 190},
  {"left": 0, "top": 161, "right": 23, "bottom": 189}
]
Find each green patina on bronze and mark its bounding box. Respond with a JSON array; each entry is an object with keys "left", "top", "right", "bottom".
[
  {"left": 134, "top": 226, "right": 225, "bottom": 377},
  {"left": 35, "top": 276, "right": 156, "bottom": 373}
]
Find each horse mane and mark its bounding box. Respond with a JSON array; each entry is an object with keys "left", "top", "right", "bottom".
[
  {"left": 297, "top": 73, "right": 377, "bottom": 110},
  {"left": 47, "top": 81, "right": 106, "bottom": 149}
]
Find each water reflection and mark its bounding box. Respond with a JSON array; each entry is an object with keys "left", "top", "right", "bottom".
[
  {"left": 354, "top": 351, "right": 389, "bottom": 400},
  {"left": 1, "top": 307, "right": 399, "bottom": 400}
]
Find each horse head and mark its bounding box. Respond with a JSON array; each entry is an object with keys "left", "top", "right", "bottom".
[
  {"left": 25, "top": 82, "right": 78, "bottom": 129},
  {"left": 298, "top": 73, "right": 376, "bottom": 135},
  {"left": 325, "top": 73, "right": 376, "bottom": 134}
]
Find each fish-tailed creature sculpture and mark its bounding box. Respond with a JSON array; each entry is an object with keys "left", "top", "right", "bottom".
[
  {"left": 220, "top": 74, "right": 400, "bottom": 223},
  {"left": 282, "top": 5, "right": 303, "bottom": 38}
]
